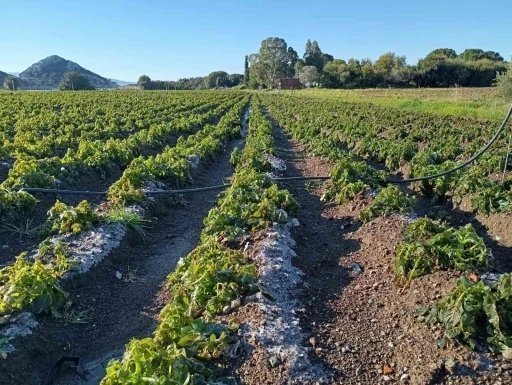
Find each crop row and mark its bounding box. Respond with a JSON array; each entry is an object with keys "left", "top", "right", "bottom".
[
  {"left": 0, "top": 91, "right": 239, "bottom": 160},
  {"left": 260, "top": 94, "right": 512, "bottom": 215},
  {"left": 100, "top": 98, "right": 298, "bottom": 384},
  {"left": 0, "top": 96, "right": 249, "bottom": 319},
  {"left": 0, "top": 93, "right": 245, "bottom": 220},
  {"left": 260, "top": 95, "right": 512, "bottom": 356}
]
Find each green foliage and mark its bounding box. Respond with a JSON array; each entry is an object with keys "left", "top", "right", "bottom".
[
  {"left": 58, "top": 71, "right": 95, "bottom": 91},
  {"left": 107, "top": 97, "right": 248, "bottom": 205},
  {"left": 0, "top": 190, "right": 37, "bottom": 219},
  {"left": 137, "top": 75, "right": 152, "bottom": 90},
  {"left": 205, "top": 71, "right": 229, "bottom": 89},
  {"left": 105, "top": 208, "right": 150, "bottom": 238},
  {"left": 47, "top": 200, "right": 101, "bottom": 234},
  {"left": 0, "top": 254, "right": 67, "bottom": 315},
  {"left": 202, "top": 100, "right": 297, "bottom": 242},
  {"left": 322, "top": 157, "right": 388, "bottom": 204},
  {"left": 360, "top": 185, "right": 414, "bottom": 223},
  {"left": 101, "top": 98, "right": 288, "bottom": 385},
  {"left": 409, "top": 152, "right": 461, "bottom": 198},
  {"left": 202, "top": 170, "right": 297, "bottom": 242},
  {"left": 261, "top": 93, "right": 511, "bottom": 215},
  {"left": 470, "top": 185, "right": 512, "bottom": 215},
  {"left": 420, "top": 274, "right": 512, "bottom": 352},
  {"left": 244, "top": 55, "right": 250, "bottom": 86},
  {"left": 249, "top": 37, "right": 298, "bottom": 88},
  {"left": 459, "top": 49, "right": 504, "bottom": 62},
  {"left": 1, "top": 91, "right": 246, "bottom": 219},
  {"left": 496, "top": 64, "right": 512, "bottom": 100},
  {"left": 38, "top": 240, "right": 76, "bottom": 273},
  {"left": 303, "top": 39, "right": 334, "bottom": 72},
  {"left": 299, "top": 66, "right": 319, "bottom": 87},
  {"left": 394, "top": 218, "right": 489, "bottom": 285}
]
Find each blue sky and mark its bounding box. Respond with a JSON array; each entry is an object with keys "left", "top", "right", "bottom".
[{"left": 2, "top": 0, "right": 510, "bottom": 81}]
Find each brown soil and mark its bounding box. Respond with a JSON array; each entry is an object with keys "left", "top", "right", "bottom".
[
  {"left": 232, "top": 119, "right": 512, "bottom": 384},
  {"left": 0, "top": 133, "right": 244, "bottom": 385},
  {"left": 0, "top": 165, "right": 123, "bottom": 266}
]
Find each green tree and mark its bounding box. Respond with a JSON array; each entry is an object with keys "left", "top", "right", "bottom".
[
  {"left": 465, "top": 59, "right": 507, "bottom": 86},
  {"left": 304, "top": 39, "right": 331, "bottom": 71},
  {"left": 294, "top": 59, "right": 305, "bottom": 78},
  {"left": 299, "top": 66, "right": 319, "bottom": 87},
  {"left": 496, "top": 63, "right": 512, "bottom": 99},
  {"left": 360, "top": 58, "right": 379, "bottom": 87},
  {"left": 206, "top": 71, "right": 229, "bottom": 88},
  {"left": 425, "top": 48, "right": 457, "bottom": 59},
  {"left": 249, "top": 37, "right": 296, "bottom": 88},
  {"left": 322, "top": 53, "right": 334, "bottom": 67},
  {"left": 286, "top": 47, "right": 299, "bottom": 77},
  {"left": 58, "top": 72, "right": 95, "bottom": 91},
  {"left": 243, "top": 55, "right": 250, "bottom": 86},
  {"left": 137, "top": 75, "right": 152, "bottom": 90},
  {"left": 459, "top": 49, "right": 504, "bottom": 62},
  {"left": 227, "top": 74, "right": 244, "bottom": 88},
  {"left": 3, "top": 75, "right": 20, "bottom": 91},
  {"left": 374, "top": 52, "right": 407, "bottom": 85},
  {"left": 322, "top": 59, "right": 348, "bottom": 88}
]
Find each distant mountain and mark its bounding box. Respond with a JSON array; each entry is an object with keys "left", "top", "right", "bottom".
[
  {"left": 0, "top": 71, "right": 24, "bottom": 89},
  {"left": 7, "top": 72, "right": 20, "bottom": 77},
  {"left": 19, "top": 55, "right": 117, "bottom": 90},
  {"left": 110, "top": 79, "right": 135, "bottom": 87},
  {"left": 0, "top": 71, "right": 9, "bottom": 85}
]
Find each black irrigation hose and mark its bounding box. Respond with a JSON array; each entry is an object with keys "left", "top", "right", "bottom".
[
  {"left": 271, "top": 176, "right": 330, "bottom": 181},
  {"left": 388, "top": 104, "right": 512, "bottom": 184},
  {"left": 10, "top": 105, "right": 512, "bottom": 196},
  {"left": 13, "top": 185, "right": 229, "bottom": 196},
  {"left": 13, "top": 178, "right": 331, "bottom": 196}
]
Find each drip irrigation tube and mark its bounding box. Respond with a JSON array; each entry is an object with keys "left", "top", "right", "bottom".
[
  {"left": 389, "top": 104, "right": 512, "bottom": 184},
  {"left": 13, "top": 178, "right": 330, "bottom": 196}
]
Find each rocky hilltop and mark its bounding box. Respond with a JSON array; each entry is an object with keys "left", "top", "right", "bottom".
[{"left": 19, "top": 55, "right": 117, "bottom": 90}]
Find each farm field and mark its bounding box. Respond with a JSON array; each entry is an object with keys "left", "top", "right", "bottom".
[
  {"left": 293, "top": 87, "right": 511, "bottom": 120},
  {"left": 0, "top": 89, "right": 511, "bottom": 385}
]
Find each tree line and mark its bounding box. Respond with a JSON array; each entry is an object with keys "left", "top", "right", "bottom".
[
  {"left": 245, "top": 37, "right": 509, "bottom": 89},
  {"left": 136, "top": 71, "right": 244, "bottom": 90}
]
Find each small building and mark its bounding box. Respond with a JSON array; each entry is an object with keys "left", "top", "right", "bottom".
[{"left": 278, "top": 78, "right": 303, "bottom": 90}]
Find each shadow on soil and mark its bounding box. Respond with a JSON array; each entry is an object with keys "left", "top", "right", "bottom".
[{"left": 271, "top": 118, "right": 362, "bottom": 380}]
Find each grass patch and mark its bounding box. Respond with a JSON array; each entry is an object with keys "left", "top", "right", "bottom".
[
  {"left": 289, "top": 88, "right": 509, "bottom": 121},
  {"left": 105, "top": 208, "right": 150, "bottom": 238}
]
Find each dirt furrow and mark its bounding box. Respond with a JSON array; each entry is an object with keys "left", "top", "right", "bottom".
[{"left": 0, "top": 130, "right": 246, "bottom": 385}]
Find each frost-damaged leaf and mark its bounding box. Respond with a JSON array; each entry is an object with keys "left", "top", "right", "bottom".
[{"left": 421, "top": 274, "right": 512, "bottom": 354}]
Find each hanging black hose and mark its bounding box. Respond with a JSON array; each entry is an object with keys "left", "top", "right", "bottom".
[{"left": 387, "top": 104, "right": 512, "bottom": 184}]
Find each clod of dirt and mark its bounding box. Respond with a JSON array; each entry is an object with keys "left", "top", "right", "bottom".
[
  {"left": 186, "top": 154, "right": 200, "bottom": 169},
  {"left": 57, "top": 222, "right": 127, "bottom": 275},
  {"left": 0, "top": 313, "right": 38, "bottom": 356},
  {"left": 145, "top": 180, "right": 166, "bottom": 190},
  {"left": 0, "top": 313, "right": 38, "bottom": 339},
  {"left": 266, "top": 154, "right": 287, "bottom": 172}
]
